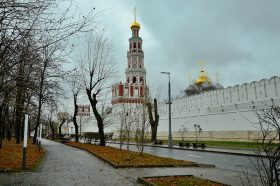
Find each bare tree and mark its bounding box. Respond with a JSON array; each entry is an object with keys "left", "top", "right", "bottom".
[
  {"left": 194, "top": 124, "right": 202, "bottom": 142},
  {"left": 134, "top": 104, "right": 150, "bottom": 154},
  {"left": 124, "top": 107, "right": 133, "bottom": 151},
  {"left": 66, "top": 68, "right": 82, "bottom": 142},
  {"left": 241, "top": 105, "right": 280, "bottom": 186},
  {"left": 118, "top": 104, "right": 126, "bottom": 150},
  {"left": 147, "top": 98, "right": 159, "bottom": 141},
  {"left": 46, "top": 105, "right": 57, "bottom": 139},
  {"left": 145, "top": 85, "right": 162, "bottom": 142},
  {"left": 81, "top": 33, "right": 116, "bottom": 146},
  {"left": 100, "top": 90, "right": 115, "bottom": 130},
  {"left": 58, "top": 112, "right": 69, "bottom": 139},
  {"left": 178, "top": 124, "right": 188, "bottom": 142},
  {"left": 133, "top": 86, "right": 151, "bottom": 154},
  {"left": 48, "top": 117, "right": 56, "bottom": 140},
  {"left": 0, "top": 0, "right": 98, "bottom": 145}
]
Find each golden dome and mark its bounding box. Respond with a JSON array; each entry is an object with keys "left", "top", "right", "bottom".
[
  {"left": 195, "top": 70, "right": 211, "bottom": 85},
  {"left": 130, "top": 20, "right": 141, "bottom": 29}
]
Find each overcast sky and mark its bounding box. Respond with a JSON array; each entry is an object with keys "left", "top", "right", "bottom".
[{"left": 68, "top": 0, "right": 280, "bottom": 98}]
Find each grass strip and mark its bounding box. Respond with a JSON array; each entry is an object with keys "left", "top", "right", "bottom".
[
  {"left": 138, "top": 175, "right": 229, "bottom": 186},
  {"left": 67, "top": 141, "right": 199, "bottom": 168},
  {"left": 0, "top": 138, "right": 44, "bottom": 172}
]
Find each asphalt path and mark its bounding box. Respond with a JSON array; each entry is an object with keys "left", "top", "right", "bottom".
[{"left": 109, "top": 143, "right": 258, "bottom": 173}]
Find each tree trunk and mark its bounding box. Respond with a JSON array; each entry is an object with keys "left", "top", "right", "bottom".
[
  {"left": 151, "top": 126, "right": 158, "bottom": 142},
  {"left": 49, "top": 121, "right": 55, "bottom": 139},
  {"left": 6, "top": 120, "right": 12, "bottom": 141},
  {"left": 59, "top": 119, "right": 65, "bottom": 139},
  {"left": 0, "top": 105, "right": 3, "bottom": 148},
  {"left": 86, "top": 90, "right": 105, "bottom": 146},
  {"left": 73, "top": 94, "right": 79, "bottom": 142},
  {"left": 0, "top": 92, "right": 10, "bottom": 147},
  {"left": 33, "top": 97, "right": 42, "bottom": 144},
  {"left": 147, "top": 98, "right": 159, "bottom": 141},
  {"left": 33, "top": 90, "right": 43, "bottom": 144},
  {"left": 274, "top": 166, "right": 280, "bottom": 186},
  {"left": 15, "top": 91, "right": 25, "bottom": 144},
  {"left": 33, "top": 58, "right": 47, "bottom": 144}
]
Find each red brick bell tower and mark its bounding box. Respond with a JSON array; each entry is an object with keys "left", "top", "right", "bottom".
[{"left": 111, "top": 10, "right": 146, "bottom": 105}]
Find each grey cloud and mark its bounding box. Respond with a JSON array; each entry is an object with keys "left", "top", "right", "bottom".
[{"left": 73, "top": 0, "right": 280, "bottom": 97}]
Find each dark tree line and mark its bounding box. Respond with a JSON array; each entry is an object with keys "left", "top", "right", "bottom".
[
  {"left": 0, "top": 1, "right": 160, "bottom": 148},
  {"left": 0, "top": 0, "right": 97, "bottom": 147}
]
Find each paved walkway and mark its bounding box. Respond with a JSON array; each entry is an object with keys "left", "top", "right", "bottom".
[{"left": 0, "top": 139, "right": 254, "bottom": 185}]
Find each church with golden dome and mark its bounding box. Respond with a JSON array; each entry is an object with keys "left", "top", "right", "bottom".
[{"left": 185, "top": 66, "right": 224, "bottom": 96}]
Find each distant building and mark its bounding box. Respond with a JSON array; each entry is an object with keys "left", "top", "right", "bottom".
[
  {"left": 185, "top": 67, "right": 224, "bottom": 96},
  {"left": 77, "top": 105, "right": 90, "bottom": 117},
  {"left": 57, "top": 112, "right": 69, "bottom": 120}
]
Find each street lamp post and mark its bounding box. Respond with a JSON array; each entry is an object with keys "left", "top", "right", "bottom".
[{"left": 161, "top": 72, "right": 173, "bottom": 148}]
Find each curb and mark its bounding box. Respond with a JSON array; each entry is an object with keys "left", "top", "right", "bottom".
[
  {"left": 110, "top": 142, "right": 267, "bottom": 158},
  {"left": 137, "top": 175, "right": 230, "bottom": 186},
  {"left": 64, "top": 143, "right": 213, "bottom": 169}
]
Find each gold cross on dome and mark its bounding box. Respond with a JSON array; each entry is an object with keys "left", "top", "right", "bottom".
[
  {"left": 198, "top": 60, "right": 205, "bottom": 70},
  {"left": 133, "top": 7, "right": 137, "bottom": 21},
  {"left": 216, "top": 72, "right": 220, "bottom": 83}
]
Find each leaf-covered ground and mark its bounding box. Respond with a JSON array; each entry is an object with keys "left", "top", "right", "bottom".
[
  {"left": 67, "top": 141, "right": 198, "bottom": 167},
  {"left": 0, "top": 138, "right": 44, "bottom": 171},
  {"left": 145, "top": 175, "right": 227, "bottom": 186}
]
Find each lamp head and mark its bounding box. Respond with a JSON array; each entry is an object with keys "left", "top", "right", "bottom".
[{"left": 161, "top": 72, "right": 170, "bottom": 75}]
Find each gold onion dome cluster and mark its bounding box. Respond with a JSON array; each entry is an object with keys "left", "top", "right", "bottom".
[{"left": 185, "top": 69, "right": 224, "bottom": 96}]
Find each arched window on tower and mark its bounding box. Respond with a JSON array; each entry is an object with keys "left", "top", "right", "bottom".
[
  {"left": 130, "top": 43, "right": 132, "bottom": 50},
  {"left": 140, "top": 77, "right": 143, "bottom": 84},
  {"left": 127, "top": 78, "right": 130, "bottom": 83},
  {"left": 133, "top": 76, "right": 137, "bottom": 83},
  {"left": 138, "top": 43, "right": 140, "bottom": 49},
  {"left": 133, "top": 42, "right": 136, "bottom": 48}
]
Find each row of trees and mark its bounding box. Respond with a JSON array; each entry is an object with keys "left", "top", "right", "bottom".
[
  {"left": 0, "top": 0, "right": 161, "bottom": 148},
  {"left": 0, "top": 0, "right": 97, "bottom": 147},
  {"left": 117, "top": 86, "right": 159, "bottom": 154}
]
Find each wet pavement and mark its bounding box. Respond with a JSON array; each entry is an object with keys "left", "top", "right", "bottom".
[
  {"left": 113, "top": 142, "right": 264, "bottom": 156},
  {"left": 0, "top": 139, "right": 258, "bottom": 186},
  {"left": 109, "top": 143, "right": 259, "bottom": 172}
]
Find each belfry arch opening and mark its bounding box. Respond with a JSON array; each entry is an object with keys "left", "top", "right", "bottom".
[
  {"left": 133, "top": 76, "right": 137, "bottom": 83},
  {"left": 140, "top": 77, "right": 143, "bottom": 84}
]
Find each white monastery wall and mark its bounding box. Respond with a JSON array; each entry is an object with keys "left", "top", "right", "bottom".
[{"left": 158, "top": 76, "right": 280, "bottom": 133}]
